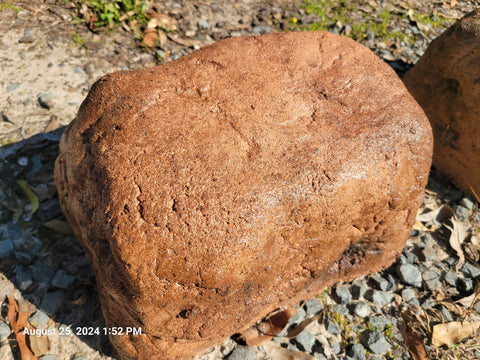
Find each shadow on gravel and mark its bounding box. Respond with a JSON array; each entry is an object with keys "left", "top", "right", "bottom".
[{"left": 0, "top": 127, "right": 114, "bottom": 358}]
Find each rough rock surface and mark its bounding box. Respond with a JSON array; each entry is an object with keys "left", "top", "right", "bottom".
[
  {"left": 403, "top": 9, "right": 480, "bottom": 201},
  {"left": 54, "top": 31, "right": 432, "bottom": 359}
]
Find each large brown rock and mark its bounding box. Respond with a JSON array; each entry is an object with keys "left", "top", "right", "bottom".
[
  {"left": 403, "top": 9, "right": 480, "bottom": 200},
  {"left": 54, "top": 31, "right": 432, "bottom": 359}
]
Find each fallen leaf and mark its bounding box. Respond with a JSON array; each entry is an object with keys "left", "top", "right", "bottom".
[
  {"left": 445, "top": 218, "right": 468, "bottom": 271},
  {"left": 167, "top": 33, "right": 201, "bottom": 48},
  {"left": 416, "top": 204, "right": 454, "bottom": 224},
  {"left": 450, "top": 0, "right": 457, "bottom": 8},
  {"left": 263, "top": 341, "right": 316, "bottom": 360},
  {"left": 286, "top": 313, "right": 322, "bottom": 338},
  {"left": 142, "top": 28, "right": 157, "bottom": 48},
  {"left": 42, "top": 220, "right": 73, "bottom": 235},
  {"left": 16, "top": 179, "right": 39, "bottom": 215},
  {"left": 432, "top": 321, "right": 480, "bottom": 347},
  {"left": 146, "top": 12, "right": 177, "bottom": 31},
  {"left": 157, "top": 29, "right": 168, "bottom": 48},
  {"left": 28, "top": 334, "right": 50, "bottom": 356},
  {"left": 405, "top": 326, "right": 430, "bottom": 360},
  {"left": 243, "top": 308, "right": 296, "bottom": 346},
  {"left": 8, "top": 296, "right": 39, "bottom": 360},
  {"left": 455, "top": 293, "right": 477, "bottom": 308}
]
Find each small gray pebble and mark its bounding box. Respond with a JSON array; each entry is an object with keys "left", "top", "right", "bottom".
[
  {"left": 422, "top": 269, "right": 442, "bottom": 290},
  {"left": 370, "top": 275, "right": 390, "bottom": 291},
  {"left": 362, "top": 330, "right": 390, "bottom": 354},
  {"left": 401, "top": 288, "right": 416, "bottom": 303},
  {"left": 52, "top": 269, "right": 76, "bottom": 289},
  {"left": 421, "top": 297, "right": 436, "bottom": 310},
  {"left": 353, "top": 302, "right": 370, "bottom": 318},
  {"left": 74, "top": 67, "right": 83, "bottom": 74},
  {"left": 39, "top": 356, "right": 59, "bottom": 360},
  {"left": 72, "top": 356, "right": 88, "bottom": 360},
  {"left": 404, "top": 251, "right": 419, "bottom": 264},
  {"left": 459, "top": 278, "right": 473, "bottom": 292},
  {"left": 351, "top": 284, "right": 367, "bottom": 299},
  {"left": 368, "top": 290, "right": 394, "bottom": 306},
  {"left": 38, "top": 92, "right": 54, "bottom": 109},
  {"left": 367, "top": 316, "right": 391, "bottom": 330},
  {"left": 397, "top": 263, "right": 422, "bottom": 287},
  {"left": 443, "top": 270, "right": 457, "bottom": 287},
  {"left": 7, "top": 83, "right": 20, "bottom": 91},
  {"left": 461, "top": 262, "right": 480, "bottom": 279},
  {"left": 15, "top": 266, "right": 33, "bottom": 291},
  {"left": 304, "top": 298, "right": 324, "bottom": 315},
  {"left": 473, "top": 300, "right": 480, "bottom": 315},
  {"left": 29, "top": 310, "right": 50, "bottom": 329},
  {"left": 335, "top": 286, "right": 352, "bottom": 304},
  {"left": 294, "top": 329, "right": 316, "bottom": 352},
  {"left": 41, "top": 290, "right": 65, "bottom": 315},
  {"left": 252, "top": 25, "right": 273, "bottom": 34},
  {"left": 421, "top": 246, "right": 438, "bottom": 262},
  {"left": 288, "top": 308, "right": 306, "bottom": 324},
  {"left": 454, "top": 205, "right": 470, "bottom": 220},
  {"left": 0, "top": 239, "right": 13, "bottom": 257},
  {"left": 347, "top": 343, "right": 366, "bottom": 360},
  {"left": 31, "top": 262, "right": 55, "bottom": 283},
  {"left": 326, "top": 318, "right": 342, "bottom": 335},
  {"left": 0, "top": 322, "right": 11, "bottom": 341},
  {"left": 332, "top": 304, "right": 350, "bottom": 319},
  {"left": 440, "top": 306, "right": 453, "bottom": 322},
  {"left": 331, "top": 342, "right": 342, "bottom": 354},
  {"left": 227, "top": 346, "right": 256, "bottom": 360},
  {"left": 197, "top": 19, "right": 210, "bottom": 30},
  {"left": 459, "top": 197, "right": 475, "bottom": 210}
]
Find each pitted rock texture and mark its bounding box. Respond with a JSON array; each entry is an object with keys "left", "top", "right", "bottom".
[
  {"left": 54, "top": 31, "right": 432, "bottom": 360},
  {"left": 404, "top": 9, "right": 480, "bottom": 200}
]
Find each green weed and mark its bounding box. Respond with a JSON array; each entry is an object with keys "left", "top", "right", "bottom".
[
  {"left": 71, "top": 33, "right": 86, "bottom": 46},
  {"left": 0, "top": 1, "right": 22, "bottom": 13},
  {"left": 85, "top": 0, "right": 148, "bottom": 27}
]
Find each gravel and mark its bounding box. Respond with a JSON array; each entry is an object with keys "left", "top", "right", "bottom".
[
  {"left": 362, "top": 330, "right": 391, "bottom": 355},
  {"left": 29, "top": 309, "right": 50, "bottom": 329},
  {"left": 227, "top": 346, "right": 256, "bottom": 360},
  {"left": 397, "top": 263, "right": 423, "bottom": 287},
  {"left": 347, "top": 343, "right": 366, "bottom": 360},
  {"left": 293, "top": 329, "right": 317, "bottom": 352}
]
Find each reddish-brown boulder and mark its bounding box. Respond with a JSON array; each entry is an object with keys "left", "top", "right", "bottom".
[
  {"left": 54, "top": 31, "right": 432, "bottom": 359},
  {"left": 403, "top": 9, "right": 480, "bottom": 200}
]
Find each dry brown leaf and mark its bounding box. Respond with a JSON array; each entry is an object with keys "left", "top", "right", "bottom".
[
  {"left": 142, "top": 28, "right": 157, "bottom": 48},
  {"left": 432, "top": 321, "right": 480, "bottom": 347},
  {"left": 28, "top": 334, "right": 50, "bottom": 356},
  {"left": 416, "top": 204, "right": 454, "bottom": 223},
  {"left": 263, "top": 342, "right": 317, "bottom": 360},
  {"left": 450, "top": 0, "right": 457, "bottom": 8},
  {"left": 406, "top": 326, "right": 430, "bottom": 360},
  {"left": 243, "top": 308, "right": 296, "bottom": 346},
  {"left": 147, "top": 12, "right": 177, "bottom": 31},
  {"left": 455, "top": 293, "right": 477, "bottom": 308},
  {"left": 167, "top": 34, "right": 201, "bottom": 48},
  {"left": 157, "top": 29, "right": 168, "bottom": 48},
  {"left": 286, "top": 313, "right": 322, "bottom": 339},
  {"left": 42, "top": 220, "right": 73, "bottom": 235},
  {"left": 412, "top": 220, "right": 431, "bottom": 232},
  {"left": 8, "top": 296, "right": 39, "bottom": 360},
  {"left": 445, "top": 218, "right": 468, "bottom": 271}
]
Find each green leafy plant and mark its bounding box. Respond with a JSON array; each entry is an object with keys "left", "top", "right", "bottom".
[
  {"left": 84, "top": 0, "right": 148, "bottom": 27},
  {"left": 0, "top": 1, "right": 22, "bottom": 13},
  {"left": 71, "top": 33, "right": 86, "bottom": 46}
]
